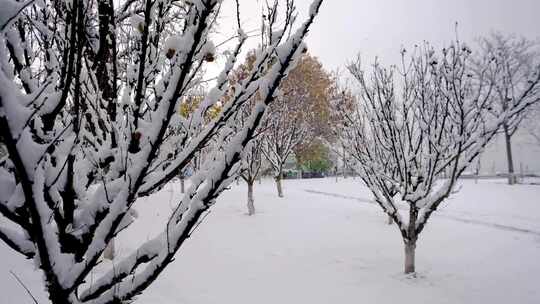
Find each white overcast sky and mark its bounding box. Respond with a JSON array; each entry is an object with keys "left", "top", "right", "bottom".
[
  {"left": 219, "top": 0, "right": 540, "bottom": 68},
  {"left": 216, "top": 0, "right": 540, "bottom": 172}
]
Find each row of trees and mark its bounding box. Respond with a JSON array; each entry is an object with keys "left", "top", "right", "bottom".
[
  {"left": 214, "top": 31, "right": 540, "bottom": 276},
  {"left": 234, "top": 33, "right": 540, "bottom": 221},
  {"left": 234, "top": 52, "right": 335, "bottom": 213},
  {"left": 332, "top": 34, "right": 540, "bottom": 274},
  {"left": 0, "top": 0, "right": 324, "bottom": 303},
  {"left": 1, "top": 3, "right": 538, "bottom": 304}
]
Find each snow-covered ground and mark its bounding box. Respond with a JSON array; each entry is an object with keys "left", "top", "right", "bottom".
[{"left": 2, "top": 178, "right": 540, "bottom": 303}]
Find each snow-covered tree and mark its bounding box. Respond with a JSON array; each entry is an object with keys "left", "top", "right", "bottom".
[
  {"left": 334, "top": 42, "right": 540, "bottom": 274},
  {"left": 477, "top": 33, "right": 540, "bottom": 184},
  {"left": 261, "top": 54, "right": 332, "bottom": 197},
  {"left": 328, "top": 76, "right": 357, "bottom": 180},
  {"left": 261, "top": 95, "right": 311, "bottom": 197},
  {"left": 239, "top": 138, "right": 264, "bottom": 215},
  {"left": 0, "top": 0, "right": 323, "bottom": 303},
  {"left": 230, "top": 97, "right": 264, "bottom": 215}
]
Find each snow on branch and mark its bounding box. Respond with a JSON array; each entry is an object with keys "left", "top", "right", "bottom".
[{"left": 0, "top": 0, "right": 323, "bottom": 303}]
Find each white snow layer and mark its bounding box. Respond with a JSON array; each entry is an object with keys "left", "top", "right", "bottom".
[{"left": 1, "top": 178, "right": 539, "bottom": 304}]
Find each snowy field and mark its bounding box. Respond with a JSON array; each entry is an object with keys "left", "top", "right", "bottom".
[{"left": 2, "top": 178, "right": 540, "bottom": 304}]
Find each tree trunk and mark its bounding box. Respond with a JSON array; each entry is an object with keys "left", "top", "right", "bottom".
[
  {"left": 103, "top": 238, "right": 115, "bottom": 260},
  {"left": 504, "top": 125, "right": 516, "bottom": 185},
  {"left": 180, "top": 177, "right": 185, "bottom": 194},
  {"left": 247, "top": 181, "right": 255, "bottom": 215},
  {"left": 404, "top": 207, "right": 418, "bottom": 274},
  {"left": 342, "top": 145, "right": 347, "bottom": 179},
  {"left": 275, "top": 173, "right": 284, "bottom": 198},
  {"left": 404, "top": 241, "right": 416, "bottom": 274},
  {"left": 519, "top": 162, "right": 524, "bottom": 183}
]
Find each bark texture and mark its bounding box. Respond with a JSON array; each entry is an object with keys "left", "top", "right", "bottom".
[
  {"left": 275, "top": 174, "right": 284, "bottom": 198},
  {"left": 504, "top": 125, "right": 517, "bottom": 185},
  {"left": 247, "top": 182, "right": 255, "bottom": 215},
  {"left": 404, "top": 241, "right": 416, "bottom": 274},
  {"left": 404, "top": 207, "right": 418, "bottom": 274}
]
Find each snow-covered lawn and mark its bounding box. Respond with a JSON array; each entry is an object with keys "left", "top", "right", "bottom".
[{"left": 2, "top": 178, "right": 540, "bottom": 303}]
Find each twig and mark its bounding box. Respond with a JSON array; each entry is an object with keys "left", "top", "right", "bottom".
[
  {"left": 189, "top": 209, "right": 212, "bottom": 236},
  {"left": 9, "top": 270, "right": 39, "bottom": 304}
]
